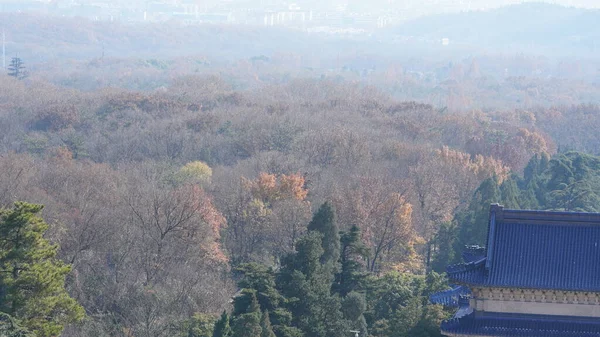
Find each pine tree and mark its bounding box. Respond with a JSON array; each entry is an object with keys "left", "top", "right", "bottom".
[
  {"left": 278, "top": 232, "right": 347, "bottom": 337},
  {"left": 183, "top": 313, "right": 218, "bottom": 337},
  {"left": 456, "top": 176, "right": 500, "bottom": 250},
  {"left": 499, "top": 178, "right": 520, "bottom": 209},
  {"left": 307, "top": 202, "right": 340, "bottom": 270},
  {"left": 232, "top": 264, "right": 301, "bottom": 337},
  {"left": 7, "top": 57, "right": 27, "bottom": 80},
  {"left": 0, "top": 202, "right": 84, "bottom": 337},
  {"left": 341, "top": 292, "right": 368, "bottom": 337},
  {"left": 213, "top": 311, "right": 232, "bottom": 337},
  {"left": 232, "top": 290, "right": 262, "bottom": 337},
  {"left": 260, "top": 311, "right": 276, "bottom": 337},
  {"left": 269, "top": 309, "right": 303, "bottom": 337},
  {"left": 335, "top": 225, "right": 369, "bottom": 296},
  {"left": 519, "top": 180, "right": 540, "bottom": 210},
  {"left": 430, "top": 222, "right": 457, "bottom": 273},
  {"left": 235, "top": 263, "right": 283, "bottom": 311},
  {"left": 0, "top": 313, "right": 33, "bottom": 337}
]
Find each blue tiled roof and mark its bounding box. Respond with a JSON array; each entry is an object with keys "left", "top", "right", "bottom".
[
  {"left": 441, "top": 311, "right": 600, "bottom": 336},
  {"left": 462, "top": 245, "right": 486, "bottom": 263},
  {"left": 429, "top": 286, "right": 471, "bottom": 307},
  {"left": 448, "top": 205, "right": 600, "bottom": 292}
]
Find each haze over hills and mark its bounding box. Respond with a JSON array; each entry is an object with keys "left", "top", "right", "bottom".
[
  {"left": 1, "top": 2, "right": 599, "bottom": 96},
  {"left": 3, "top": 2, "right": 599, "bottom": 64},
  {"left": 386, "top": 3, "right": 600, "bottom": 56}
]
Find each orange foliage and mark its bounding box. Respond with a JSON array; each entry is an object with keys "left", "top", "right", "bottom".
[
  {"left": 339, "top": 176, "right": 421, "bottom": 273},
  {"left": 172, "top": 184, "right": 228, "bottom": 264},
  {"left": 243, "top": 172, "right": 308, "bottom": 203},
  {"left": 278, "top": 174, "right": 309, "bottom": 200}
]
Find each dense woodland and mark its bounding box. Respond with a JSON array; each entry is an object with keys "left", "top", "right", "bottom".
[{"left": 2, "top": 6, "right": 600, "bottom": 337}]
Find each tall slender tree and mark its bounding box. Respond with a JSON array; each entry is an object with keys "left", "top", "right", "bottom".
[
  {"left": 213, "top": 311, "right": 232, "bottom": 337},
  {"left": 455, "top": 176, "right": 500, "bottom": 250},
  {"left": 307, "top": 202, "right": 340, "bottom": 269},
  {"left": 335, "top": 225, "right": 369, "bottom": 296},
  {"left": 278, "top": 232, "right": 347, "bottom": 337},
  {"left": 7, "top": 57, "right": 27, "bottom": 80},
  {"left": 232, "top": 290, "right": 262, "bottom": 337},
  {"left": 260, "top": 311, "right": 276, "bottom": 337}
]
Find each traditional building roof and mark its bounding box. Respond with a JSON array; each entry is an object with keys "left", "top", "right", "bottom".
[
  {"left": 447, "top": 205, "right": 600, "bottom": 292},
  {"left": 461, "top": 245, "right": 486, "bottom": 263},
  {"left": 429, "top": 285, "right": 471, "bottom": 307},
  {"left": 441, "top": 311, "right": 600, "bottom": 336}
]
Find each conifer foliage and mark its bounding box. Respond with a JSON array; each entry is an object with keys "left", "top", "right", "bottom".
[
  {"left": 0, "top": 313, "right": 33, "bottom": 337},
  {"left": 0, "top": 202, "right": 84, "bottom": 337},
  {"left": 7, "top": 57, "right": 27, "bottom": 80},
  {"left": 448, "top": 152, "right": 600, "bottom": 265},
  {"left": 219, "top": 202, "right": 447, "bottom": 337},
  {"left": 307, "top": 202, "right": 340, "bottom": 268},
  {"left": 260, "top": 311, "right": 276, "bottom": 337},
  {"left": 232, "top": 290, "right": 263, "bottom": 337},
  {"left": 213, "top": 311, "right": 232, "bottom": 337}
]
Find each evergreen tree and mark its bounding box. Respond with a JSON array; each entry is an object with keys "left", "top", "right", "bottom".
[
  {"left": 213, "top": 311, "right": 232, "bottom": 337},
  {"left": 7, "top": 57, "right": 27, "bottom": 80},
  {"left": 523, "top": 153, "right": 545, "bottom": 185},
  {"left": 181, "top": 313, "right": 217, "bottom": 337},
  {"left": 269, "top": 309, "right": 303, "bottom": 337},
  {"left": 545, "top": 153, "right": 600, "bottom": 212},
  {"left": 455, "top": 176, "right": 500, "bottom": 252},
  {"left": 0, "top": 202, "right": 84, "bottom": 337},
  {"left": 236, "top": 263, "right": 284, "bottom": 311},
  {"left": 307, "top": 202, "right": 340, "bottom": 269},
  {"left": 0, "top": 313, "right": 33, "bottom": 337},
  {"left": 232, "top": 290, "right": 262, "bottom": 337},
  {"left": 233, "top": 263, "right": 301, "bottom": 337},
  {"left": 341, "top": 292, "right": 368, "bottom": 337},
  {"left": 430, "top": 222, "right": 457, "bottom": 273},
  {"left": 278, "top": 232, "right": 347, "bottom": 337},
  {"left": 519, "top": 180, "right": 541, "bottom": 210},
  {"left": 335, "top": 225, "right": 369, "bottom": 296},
  {"left": 260, "top": 311, "right": 276, "bottom": 337},
  {"left": 499, "top": 178, "right": 520, "bottom": 209}
]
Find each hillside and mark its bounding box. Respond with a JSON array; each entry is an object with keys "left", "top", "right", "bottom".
[
  {"left": 387, "top": 3, "right": 600, "bottom": 56},
  {"left": 0, "top": 13, "right": 368, "bottom": 64}
]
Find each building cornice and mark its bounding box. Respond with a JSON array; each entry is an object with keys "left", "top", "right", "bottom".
[{"left": 472, "top": 287, "right": 600, "bottom": 305}]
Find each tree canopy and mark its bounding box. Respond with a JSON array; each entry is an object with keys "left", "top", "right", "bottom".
[{"left": 0, "top": 202, "right": 84, "bottom": 337}]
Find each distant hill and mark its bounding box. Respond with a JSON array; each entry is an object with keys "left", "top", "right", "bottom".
[
  {"left": 0, "top": 13, "right": 361, "bottom": 65},
  {"left": 387, "top": 3, "right": 600, "bottom": 55}
]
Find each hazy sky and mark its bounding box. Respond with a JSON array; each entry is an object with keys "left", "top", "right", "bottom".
[
  {"left": 460, "top": 0, "right": 600, "bottom": 8},
  {"left": 33, "top": 0, "right": 600, "bottom": 10},
  {"left": 2, "top": 0, "right": 599, "bottom": 16}
]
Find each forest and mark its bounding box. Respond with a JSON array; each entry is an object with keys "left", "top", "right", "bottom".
[{"left": 2, "top": 4, "right": 600, "bottom": 337}]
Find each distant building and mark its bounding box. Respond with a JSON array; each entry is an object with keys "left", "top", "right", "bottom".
[
  {"left": 0, "top": 0, "right": 46, "bottom": 12},
  {"left": 432, "top": 204, "right": 600, "bottom": 336}
]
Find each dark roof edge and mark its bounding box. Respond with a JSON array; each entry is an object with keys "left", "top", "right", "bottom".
[
  {"left": 447, "top": 257, "right": 486, "bottom": 274},
  {"left": 497, "top": 206, "right": 600, "bottom": 224},
  {"left": 485, "top": 205, "right": 500, "bottom": 270}
]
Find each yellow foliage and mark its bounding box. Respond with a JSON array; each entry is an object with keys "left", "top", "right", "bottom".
[
  {"left": 436, "top": 146, "right": 510, "bottom": 184},
  {"left": 244, "top": 198, "right": 272, "bottom": 218},
  {"left": 517, "top": 128, "right": 549, "bottom": 155},
  {"left": 391, "top": 239, "right": 425, "bottom": 274},
  {"left": 178, "top": 161, "right": 212, "bottom": 184}
]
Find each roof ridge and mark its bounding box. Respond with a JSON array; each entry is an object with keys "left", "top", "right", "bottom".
[
  {"left": 447, "top": 257, "right": 486, "bottom": 274},
  {"left": 501, "top": 208, "right": 600, "bottom": 224}
]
